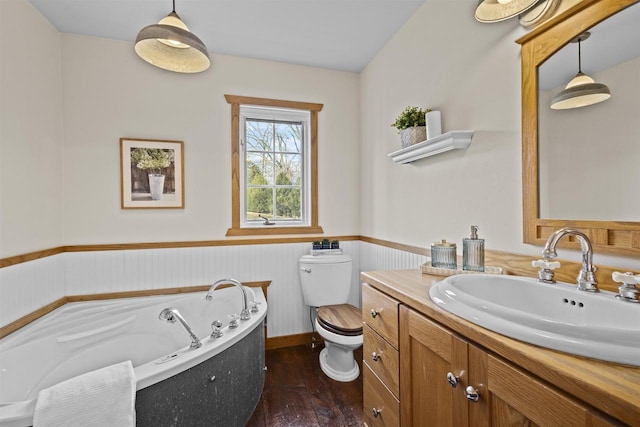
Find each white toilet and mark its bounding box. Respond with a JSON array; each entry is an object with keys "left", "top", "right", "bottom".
[{"left": 298, "top": 253, "right": 363, "bottom": 382}]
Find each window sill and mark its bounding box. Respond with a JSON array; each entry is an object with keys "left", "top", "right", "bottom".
[{"left": 225, "top": 226, "right": 324, "bottom": 237}]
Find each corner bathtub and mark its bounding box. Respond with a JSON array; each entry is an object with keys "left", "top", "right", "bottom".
[{"left": 0, "top": 286, "right": 267, "bottom": 427}]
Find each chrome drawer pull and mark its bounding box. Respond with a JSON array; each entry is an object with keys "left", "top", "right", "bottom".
[
  {"left": 372, "top": 351, "right": 380, "bottom": 362},
  {"left": 446, "top": 372, "right": 460, "bottom": 388},
  {"left": 370, "top": 308, "right": 379, "bottom": 318},
  {"left": 372, "top": 407, "right": 381, "bottom": 418},
  {"left": 465, "top": 385, "right": 480, "bottom": 402}
]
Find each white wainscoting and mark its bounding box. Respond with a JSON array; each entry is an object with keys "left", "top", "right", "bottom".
[
  {"left": 360, "top": 241, "right": 427, "bottom": 273},
  {"left": 0, "top": 254, "right": 66, "bottom": 327},
  {"left": 1, "top": 241, "right": 427, "bottom": 337}
]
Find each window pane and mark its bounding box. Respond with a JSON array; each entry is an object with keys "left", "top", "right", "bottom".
[
  {"left": 247, "top": 152, "right": 274, "bottom": 185},
  {"left": 275, "top": 153, "right": 302, "bottom": 185},
  {"left": 246, "top": 120, "right": 273, "bottom": 151},
  {"left": 276, "top": 187, "right": 301, "bottom": 220},
  {"left": 275, "top": 122, "right": 302, "bottom": 153},
  {"left": 237, "top": 102, "right": 312, "bottom": 230},
  {"left": 246, "top": 187, "right": 273, "bottom": 219}
]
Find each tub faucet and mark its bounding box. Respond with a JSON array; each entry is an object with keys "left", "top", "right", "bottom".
[
  {"left": 206, "top": 278, "right": 251, "bottom": 320},
  {"left": 541, "top": 227, "right": 599, "bottom": 292},
  {"left": 159, "top": 307, "right": 202, "bottom": 349}
]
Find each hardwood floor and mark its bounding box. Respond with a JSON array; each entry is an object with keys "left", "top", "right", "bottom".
[{"left": 246, "top": 343, "right": 364, "bottom": 426}]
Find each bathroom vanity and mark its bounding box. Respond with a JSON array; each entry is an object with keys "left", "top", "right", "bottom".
[{"left": 361, "top": 269, "right": 640, "bottom": 426}]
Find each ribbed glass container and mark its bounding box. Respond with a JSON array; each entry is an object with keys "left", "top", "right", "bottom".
[
  {"left": 463, "top": 238, "right": 485, "bottom": 272},
  {"left": 431, "top": 240, "right": 457, "bottom": 269}
]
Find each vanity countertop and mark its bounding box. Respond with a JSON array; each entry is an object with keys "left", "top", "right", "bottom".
[{"left": 360, "top": 269, "right": 640, "bottom": 426}]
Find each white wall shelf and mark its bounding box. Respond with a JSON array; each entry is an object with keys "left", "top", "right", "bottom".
[{"left": 388, "top": 130, "right": 474, "bottom": 164}]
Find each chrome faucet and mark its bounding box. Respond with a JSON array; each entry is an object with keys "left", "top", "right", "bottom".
[
  {"left": 159, "top": 307, "right": 202, "bottom": 349},
  {"left": 541, "top": 227, "right": 599, "bottom": 292},
  {"left": 206, "top": 278, "right": 251, "bottom": 320}
]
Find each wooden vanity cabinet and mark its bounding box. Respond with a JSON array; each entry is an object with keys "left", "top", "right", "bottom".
[{"left": 400, "top": 305, "right": 621, "bottom": 427}]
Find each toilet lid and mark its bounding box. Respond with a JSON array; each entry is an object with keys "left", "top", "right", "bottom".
[{"left": 317, "top": 304, "right": 363, "bottom": 337}]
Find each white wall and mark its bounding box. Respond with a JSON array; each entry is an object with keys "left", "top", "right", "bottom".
[
  {"left": 60, "top": 34, "right": 360, "bottom": 245},
  {"left": 0, "top": 0, "right": 64, "bottom": 258},
  {"left": 359, "top": 0, "right": 638, "bottom": 270}
]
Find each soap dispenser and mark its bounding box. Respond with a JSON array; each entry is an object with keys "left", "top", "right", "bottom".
[{"left": 463, "top": 225, "right": 485, "bottom": 272}]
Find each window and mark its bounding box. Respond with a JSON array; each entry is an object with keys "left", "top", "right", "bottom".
[{"left": 225, "top": 95, "right": 323, "bottom": 236}]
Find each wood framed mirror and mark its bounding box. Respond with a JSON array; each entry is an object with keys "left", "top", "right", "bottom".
[{"left": 517, "top": 0, "right": 640, "bottom": 257}]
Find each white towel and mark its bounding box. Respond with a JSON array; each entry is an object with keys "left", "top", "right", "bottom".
[{"left": 33, "top": 360, "right": 136, "bottom": 427}]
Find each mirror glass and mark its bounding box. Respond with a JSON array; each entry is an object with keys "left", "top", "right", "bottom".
[{"left": 537, "top": 2, "right": 640, "bottom": 222}]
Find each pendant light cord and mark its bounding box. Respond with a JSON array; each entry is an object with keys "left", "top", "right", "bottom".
[
  {"left": 577, "top": 38, "right": 582, "bottom": 74},
  {"left": 172, "top": 0, "right": 176, "bottom": 13}
]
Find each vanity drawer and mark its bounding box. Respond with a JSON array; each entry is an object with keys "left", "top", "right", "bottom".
[
  {"left": 362, "top": 284, "right": 399, "bottom": 349},
  {"left": 363, "top": 324, "right": 399, "bottom": 398},
  {"left": 363, "top": 363, "right": 400, "bottom": 427}
]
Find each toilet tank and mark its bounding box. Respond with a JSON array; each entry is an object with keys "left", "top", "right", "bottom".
[{"left": 298, "top": 254, "right": 353, "bottom": 307}]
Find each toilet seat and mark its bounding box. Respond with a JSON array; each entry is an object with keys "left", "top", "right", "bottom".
[{"left": 317, "top": 304, "right": 362, "bottom": 337}]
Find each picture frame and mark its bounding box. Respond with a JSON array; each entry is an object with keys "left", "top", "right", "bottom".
[{"left": 120, "top": 138, "right": 184, "bottom": 209}]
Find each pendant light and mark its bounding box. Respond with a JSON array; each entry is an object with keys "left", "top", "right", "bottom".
[
  {"left": 550, "top": 32, "right": 610, "bottom": 110},
  {"left": 475, "top": 0, "right": 539, "bottom": 23},
  {"left": 135, "top": 0, "right": 210, "bottom": 73}
]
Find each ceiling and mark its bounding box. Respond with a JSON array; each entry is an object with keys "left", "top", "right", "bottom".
[{"left": 28, "top": 0, "right": 426, "bottom": 73}]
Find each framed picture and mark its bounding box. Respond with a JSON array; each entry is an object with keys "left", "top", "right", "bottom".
[{"left": 120, "top": 138, "right": 184, "bottom": 209}]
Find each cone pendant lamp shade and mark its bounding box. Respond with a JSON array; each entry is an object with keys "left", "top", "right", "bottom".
[
  {"left": 550, "top": 32, "right": 611, "bottom": 110},
  {"left": 135, "top": 5, "right": 210, "bottom": 73},
  {"left": 475, "top": 0, "right": 539, "bottom": 23},
  {"left": 550, "top": 72, "right": 611, "bottom": 109}
]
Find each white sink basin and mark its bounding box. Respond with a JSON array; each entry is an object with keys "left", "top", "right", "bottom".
[{"left": 428, "top": 274, "right": 640, "bottom": 366}]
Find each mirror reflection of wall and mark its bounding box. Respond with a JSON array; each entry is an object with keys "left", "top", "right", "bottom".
[{"left": 537, "top": 2, "right": 640, "bottom": 222}]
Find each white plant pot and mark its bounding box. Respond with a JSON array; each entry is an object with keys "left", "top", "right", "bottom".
[
  {"left": 400, "top": 126, "right": 427, "bottom": 148},
  {"left": 148, "top": 174, "right": 165, "bottom": 200}
]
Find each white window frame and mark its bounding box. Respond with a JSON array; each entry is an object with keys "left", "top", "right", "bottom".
[{"left": 239, "top": 106, "right": 311, "bottom": 228}]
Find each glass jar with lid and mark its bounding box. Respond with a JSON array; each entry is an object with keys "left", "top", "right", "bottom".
[{"left": 431, "top": 240, "right": 457, "bottom": 269}]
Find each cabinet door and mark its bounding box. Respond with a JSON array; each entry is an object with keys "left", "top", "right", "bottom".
[
  {"left": 468, "top": 345, "right": 621, "bottom": 427},
  {"left": 399, "top": 306, "right": 469, "bottom": 427}
]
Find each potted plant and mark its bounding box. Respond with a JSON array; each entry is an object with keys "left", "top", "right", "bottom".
[
  {"left": 331, "top": 240, "right": 340, "bottom": 249},
  {"left": 391, "top": 106, "right": 431, "bottom": 148},
  {"left": 321, "top": 238, "right": 331, "bottom": 249},
  {"left": 312, "top": 240, "right": 322, "bottom": 250},
  {"left": 131, "top": 148, "right": 174, "bottom": 200}
]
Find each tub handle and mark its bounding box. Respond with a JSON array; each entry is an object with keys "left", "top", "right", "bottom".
[
  {"left": 250, "top": 300, "right": 262, "bottom": 313},
  {"left": 211, "top": 320, "right": 224, "bottom": 338},
  {"left": 57, "top": 315, "right": 137, "bottom": 343},
  {"left": 228, "top": 313, "right": 240, "bottom": 328}
]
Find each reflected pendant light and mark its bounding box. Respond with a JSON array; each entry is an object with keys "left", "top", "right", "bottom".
[
  {"left": 550, "top": 32, "right": 611, "bottom": 110},
  {"left": 475, "top": 0, "right": 539, "bottom": 23},
  {"left": 135, "top": 0, "right": 210, "bottom": 73}
]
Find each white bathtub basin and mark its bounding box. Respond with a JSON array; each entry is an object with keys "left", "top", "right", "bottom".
[
  {"left": 0, "top": 286, "right": 267, "bottom": 427},
  {"left": 428, "top": 274, "right": 640, "bottom": 366}
]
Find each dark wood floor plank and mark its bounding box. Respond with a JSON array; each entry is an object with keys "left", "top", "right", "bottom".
[{"left": 246, "top": 344, "right": 363, "bottom": 426}]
